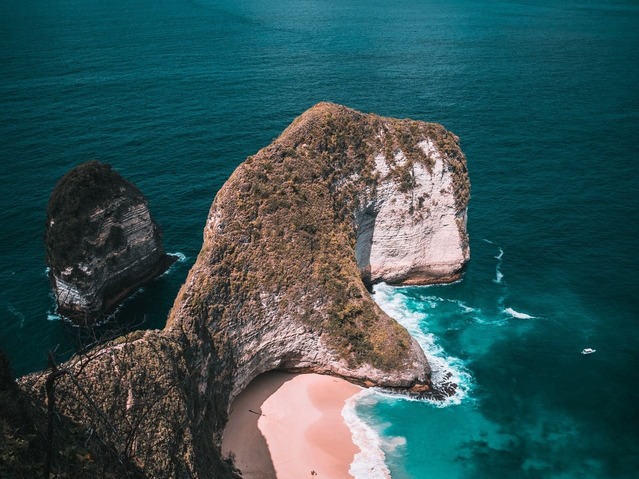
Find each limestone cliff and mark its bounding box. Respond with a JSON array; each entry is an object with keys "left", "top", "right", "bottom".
[
  {"left": 166, "top": 102, "right": 470, "bottom": 398},
  {"left": 45, "top": 161, "right": 175, "bottom": 323},
  {"left": 357, "top": 137, "right": 470, "bottom": 285},
  {"left": 19, "top": 104, "right": 469, "bottom": 478}
]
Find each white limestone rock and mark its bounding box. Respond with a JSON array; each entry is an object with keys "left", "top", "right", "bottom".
[{"left": 356, "top": 138, "right": 469, "bottom": 286}]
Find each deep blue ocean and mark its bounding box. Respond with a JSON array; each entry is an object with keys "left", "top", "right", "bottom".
[{"left": 1, "top": 0, "right": 638, "bottom": 477}]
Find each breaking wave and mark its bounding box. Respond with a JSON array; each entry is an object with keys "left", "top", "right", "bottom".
[
  {"left": 160, "top": 252, "right": 188, "bottom": 278},
  {"left": 494, "top": 247, "right": 504, "bottom": 284},
  {"left": 343, "top": 390, "right": 392, "bottom": 479},
  {"left": 504, "top": 307, "right": 535, "bottom": 319},
  {"left": 484, "top": 239, "right": 505, "bottom": 284},
  {"left": 46, "top": 312, "right": 62, "bottom": 322},
  {"left": 372, "top": 283, "right": 473, "bottom": 407},
  {"left": 170, "top": 252, "right": 187, "bottom": 263}
]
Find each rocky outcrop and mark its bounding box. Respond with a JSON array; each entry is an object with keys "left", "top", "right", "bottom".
[
  {"left": 166, "top": 102, "right": 470, "bottom": 399},
  {"left": 45, "top": 161, "right": 176, "bottom": 323},
  {"left": 20, "top": 104, "right": 469, "bottom": 478}
]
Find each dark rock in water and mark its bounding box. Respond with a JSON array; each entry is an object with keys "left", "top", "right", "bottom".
[
  {"left": 413, "top": 370, "right": 458, "bottom": 401},
  {"left": 45, "top": 161, "right": 175, "bottom": 324}
]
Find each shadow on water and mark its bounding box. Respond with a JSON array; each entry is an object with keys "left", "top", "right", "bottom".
[{"left": 18, "top": 253, "right": 195, "bottom": 374}]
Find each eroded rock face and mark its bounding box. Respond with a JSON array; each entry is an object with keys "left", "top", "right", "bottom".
[
  {"left": 22, "top": 104, "right": 469, "bottom": 478},
  {"left": 356, "top": 137, "right": 470, "bottom": 286},
  {"left": 45, "top": 161, "right": 175, "bottom": 323},
  {"left": 167, "top": 102, "right": 470, "bottom": 399}
]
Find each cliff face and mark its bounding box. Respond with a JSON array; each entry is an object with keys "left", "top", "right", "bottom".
[
  {"left": 356, "top": 137, "right": 469, "bottom": 285},
  {"left": 21, "top": 104, "right": 469, "bottom": 478},
  {"left": 166, "top": 103, "right": 469, "bottom": 399},
  {"left": 45, "top": 161, "right": 175, "bottom": 323}
]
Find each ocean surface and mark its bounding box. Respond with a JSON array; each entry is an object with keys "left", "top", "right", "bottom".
[{"left": 1, "top": 0, "right": 638, "bottom": 477}]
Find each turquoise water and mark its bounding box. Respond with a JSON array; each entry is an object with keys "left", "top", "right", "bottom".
[{"left": 1, "top": 0, "right": 638, "bottom": 477}]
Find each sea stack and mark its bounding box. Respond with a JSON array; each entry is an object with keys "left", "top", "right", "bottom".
[{"left": 45, "top": 161, "right": 175, "bottom": 324}]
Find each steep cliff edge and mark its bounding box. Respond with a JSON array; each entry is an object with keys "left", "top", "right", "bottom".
[
  {"left": 167, "top": 102, "right": 470, "bottom": 399},
  {"left": 357, "top": 134, "right": 470, "bottom": 285},
  {"left": 45, "top": 161, "right": 176, "bottom": 323},
  {"left": 19, "top": 104, "right": 469, "bottom": 478}
]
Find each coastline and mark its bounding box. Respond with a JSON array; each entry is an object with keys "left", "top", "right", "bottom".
[{"left": 222, "top": 372, "right": 362, "bottom": 478}]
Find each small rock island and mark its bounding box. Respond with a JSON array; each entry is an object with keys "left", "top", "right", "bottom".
[
  {"left": 16, "top": 103, "right": 469, "bottom": 477},
  {"left": 45, "top": 160, "right": 175, "bottom": 324}
]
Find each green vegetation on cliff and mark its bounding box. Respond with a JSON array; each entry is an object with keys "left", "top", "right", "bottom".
[
  {"left": 14, "top": 103, "right": 468, "bottom": 478},
  {"left": 171, "top": 102, "right": 469, "bottom": 371}
]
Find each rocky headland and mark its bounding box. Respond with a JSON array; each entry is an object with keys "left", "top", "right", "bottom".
[
  {"left": 45, "top": 160, "right": 176, "bottom": 324},
  {"left": 16, "top": 103, "right": 469, "bottom": 477}
]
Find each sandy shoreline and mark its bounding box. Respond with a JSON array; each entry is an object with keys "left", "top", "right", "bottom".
[{"left": 222, "top": 372, "right": 362, "bottom": 479}]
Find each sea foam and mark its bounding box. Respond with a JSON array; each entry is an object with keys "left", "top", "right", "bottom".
[
  {"left": 372, "top": 283, "right": 473, "bottom": 407},
  {"left": 494, "top": 247, "right": 504, "bottom": 284},
  {"left": 160, "top": 252, "right": 188, "bottom": 278},
  {"left": 171, "top": 252, "right": 187, "bottom": 263},
  {"left": 483, "top": 240, "right": 505, "bottom": 284},
  {"left": 504, "top": 307, "right": 535, "bottom": 319},
  {"left": 343, "top": 390, "right": 392, "bottom": 479},
  {"left": 344, "top": 284, "right": 476, "bottom": 477},
  {"left": 46, "top": 312, "right": 62, "bottom": 322}
]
